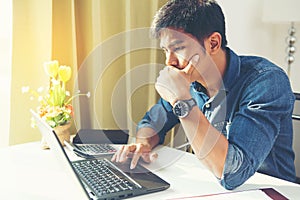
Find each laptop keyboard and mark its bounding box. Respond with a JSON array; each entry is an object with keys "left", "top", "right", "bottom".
[
  {"left": 72, "top": 159, "right": 139, "bottom": 196},
  {"left": 74, "top": 144, "right": 117, "bottom": 155}
]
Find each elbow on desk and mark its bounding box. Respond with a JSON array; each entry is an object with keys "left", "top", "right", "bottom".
[
  {"left": 220, "top": 177, "right": 246, "bottom": 190},
  {"left": 219, "top": 145, "right": 257, "bottom": 190},
  {"left": 219, "top": 168, "right": 256, "bottom": 190}
]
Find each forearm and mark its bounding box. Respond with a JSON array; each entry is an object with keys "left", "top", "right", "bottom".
[{"left": 180, "top": 106, "right": 228, "bottom": 178}]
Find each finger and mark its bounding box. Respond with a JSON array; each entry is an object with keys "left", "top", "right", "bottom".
[
  {"left": 111, "top": 145, "right": 125, "bottom": 162},
  {"left": 183, "top": 54, "right": 200, "bottom": 74},
  {"left": 119, "top": 145, "right": 133, "bottom": 163},
  {"left": 141, "top": 152, "right": 151, "bottom": 163},
  {"left": 141, "top": 152, "right": 158, "bottom": 163},
  {"left": 130, "top": 145, "right": 143, "bottom": 169},
  {"left": 150, "top": 152, "right": 158, "bottom": 162},
  {"left": 163, "top": 65, "right": 170, "bottom": 71},
  {"left": 111, "top": 152, "right": 117, "bottom": 162}
]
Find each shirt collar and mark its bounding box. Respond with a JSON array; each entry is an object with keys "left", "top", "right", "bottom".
[{"left": 221, "top": 48, "right": 241, "bottom": 92}]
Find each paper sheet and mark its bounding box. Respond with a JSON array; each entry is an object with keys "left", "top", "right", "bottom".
[{"left": 168, "top": 189, "right": 280, "bottom": 200}]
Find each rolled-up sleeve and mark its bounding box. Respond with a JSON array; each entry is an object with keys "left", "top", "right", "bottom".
[
  {"left": 137, "top": 98, "right": 179, "bottom": 144},
  {"left": 220, "top": 144, "right": 255, "bottom": 189}
]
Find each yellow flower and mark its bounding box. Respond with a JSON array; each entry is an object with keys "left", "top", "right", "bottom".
[
  {"left": 44, "top": 60, "right": 59, "bottom": 78},
  {"left": 58, "top": 65, "right": 72, "bottom": 82},
  {"left": 23, "top": 60, "right": 89, "bottom": 128}
]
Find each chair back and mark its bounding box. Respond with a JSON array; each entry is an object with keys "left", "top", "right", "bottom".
[{"left": 292, "top": 93, "right": 300, "bottom": 183}]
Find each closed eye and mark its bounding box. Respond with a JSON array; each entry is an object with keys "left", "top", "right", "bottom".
[{"left": 173, "top": 46, "right": 185, "bottom": 52}]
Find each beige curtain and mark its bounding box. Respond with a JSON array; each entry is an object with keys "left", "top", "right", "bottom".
[{"left": 9, "top": 0, "right": 168, "bottom": 145}]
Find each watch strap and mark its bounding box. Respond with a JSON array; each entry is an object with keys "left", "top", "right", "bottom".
[{"left": 185, "top": 98, "right": 197, "bottom": 108}]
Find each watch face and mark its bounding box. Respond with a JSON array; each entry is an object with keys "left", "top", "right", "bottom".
[{"left": 173, "top": 101, "right": 189, "bottom": 118}]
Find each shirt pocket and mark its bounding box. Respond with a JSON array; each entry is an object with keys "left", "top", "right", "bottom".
[{"left": 212, "top": 121, "right": 231, "bottom": 138}]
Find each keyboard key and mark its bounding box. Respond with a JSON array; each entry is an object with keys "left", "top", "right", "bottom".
[{"left": 72, "top": 159, "right": 138, "bottom": 196}]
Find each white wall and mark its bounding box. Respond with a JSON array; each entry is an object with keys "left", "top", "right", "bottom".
[
  {"left": 218, "top": 0, "right": 300, "bottom": 178},
  {"left": 218, "top": 0, "right": 300, "bottom": 92},
  {"left": 0, "top": 0, "right": 12, "bottom": 148}
]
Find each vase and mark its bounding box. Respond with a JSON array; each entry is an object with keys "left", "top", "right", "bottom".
[{"left": 41, "top": 122, "right": 71, "bottom": 150}]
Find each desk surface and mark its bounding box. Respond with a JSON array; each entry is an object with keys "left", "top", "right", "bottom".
[{"left": 0, "top": 142, "right": 299, "bottom": 199}]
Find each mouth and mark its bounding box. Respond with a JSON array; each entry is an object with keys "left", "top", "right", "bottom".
[{"left": 174, "top": 66, "right": 185, "bottom": 70}]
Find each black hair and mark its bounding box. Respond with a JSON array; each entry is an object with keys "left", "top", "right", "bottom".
[{"left": 150, "top": 0, "right": 227, "bottom": 48}]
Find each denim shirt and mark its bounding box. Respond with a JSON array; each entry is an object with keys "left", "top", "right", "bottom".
[{"left": 137, "top": 48, "right": 296, "bottom": 190}]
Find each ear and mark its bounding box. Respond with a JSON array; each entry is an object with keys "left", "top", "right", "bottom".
[{"left": 208, "top": 32, "right": 222, "bottom": 54}]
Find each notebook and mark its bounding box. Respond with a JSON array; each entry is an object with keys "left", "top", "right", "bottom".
[
  {"left": 72, "top": 129, "right": 129, "bottom": 144},
  {"left": 31, "top": 110, "right": 170, "bottom": 200},
  {"left": 64, "top": 142, "right": 118, "bottom": 158}
]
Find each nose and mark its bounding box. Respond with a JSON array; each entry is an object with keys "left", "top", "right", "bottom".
[{"left": 165, "top": 52, "right": 178, "bottom": 67}]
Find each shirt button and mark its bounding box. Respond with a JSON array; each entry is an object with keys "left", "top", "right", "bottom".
[{"left": 205, "top": 103, "right": 211, "bottom": 109}]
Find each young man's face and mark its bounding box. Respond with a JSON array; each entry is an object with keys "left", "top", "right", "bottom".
[
  {"left": 159, "top": 28, "right": 212, "bottom": 84},
  {"left": 159, "top": 28, "right": 221, "bottom": 86},
  {"left": 159, "top": 28, "right": 204, "bottom": 70}
]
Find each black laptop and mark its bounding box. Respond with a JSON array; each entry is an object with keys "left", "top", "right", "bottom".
[{"left": 31, "top": 110, "right": 170, "bottom": 200}]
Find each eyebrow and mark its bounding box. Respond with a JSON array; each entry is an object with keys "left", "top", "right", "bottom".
[{"left": 161, "top": 39, "right": 184, "bottom": 49}]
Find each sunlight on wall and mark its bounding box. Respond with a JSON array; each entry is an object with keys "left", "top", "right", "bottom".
[{"left": 9, "top": 0, "right": 53, "bottom": 145}]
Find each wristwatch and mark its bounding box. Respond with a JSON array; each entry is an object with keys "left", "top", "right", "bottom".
[{"left": 173, "top": 98, "right": 197, "bottom": 118}]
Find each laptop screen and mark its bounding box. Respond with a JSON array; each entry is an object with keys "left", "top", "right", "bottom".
[{"left": 31, "top": 109, "right": 90, "bottom": 200}]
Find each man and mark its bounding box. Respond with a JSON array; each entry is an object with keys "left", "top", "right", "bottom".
[{"left": 112, "top": 0, "right": 296, "bottom": 189}]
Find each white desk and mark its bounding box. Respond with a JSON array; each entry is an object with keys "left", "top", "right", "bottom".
[{"left": 0, "top": 142, "right": 299, "bottom": 199}]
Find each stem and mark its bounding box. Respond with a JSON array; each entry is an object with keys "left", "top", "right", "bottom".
[
  {"left": 65, "top": 93, "right": 88, "bottom": 105},
  {"left": 61, "top": 81, "right": 66, "bottom": 106}
]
